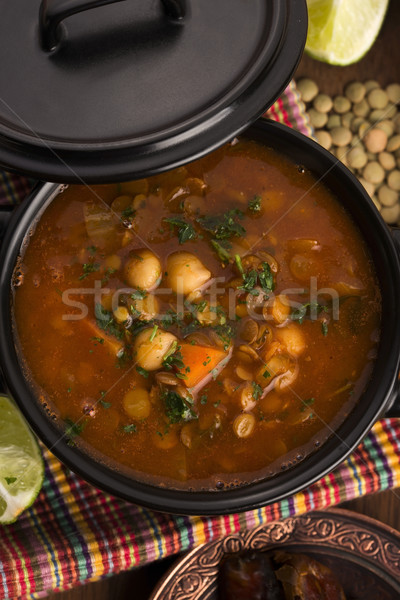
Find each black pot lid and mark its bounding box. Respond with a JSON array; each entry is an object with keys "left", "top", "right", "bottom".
[{"left": 0, "top": 0, "right": 307, "bottom": 182}]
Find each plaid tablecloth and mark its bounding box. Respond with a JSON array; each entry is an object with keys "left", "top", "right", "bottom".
[{"left": 0, "top": 81, "right": 399, "bottom": 600}]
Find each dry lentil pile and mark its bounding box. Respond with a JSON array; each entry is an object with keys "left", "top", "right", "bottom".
[{"left": 296, "top": 78, "right": 400, "bottom": 224}]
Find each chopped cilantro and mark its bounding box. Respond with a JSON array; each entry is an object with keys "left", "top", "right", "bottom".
[
  {"left": 5, "top": 477, "right": 17, "bottom": 485},
  {"left": 197, "top": 208, "right": 245, "bottom": 240},
  {"left": 131, "top": 288, "right": 147, "bottom": 300},
  {"left": 300, "top": 397, "right": 315, "bottom": 412},
  {"left": 123, "top": 423, "right": 137, "bottom": 433},
  {"left": 248, "top": 195, "right": 262, "bottom": 212},
  {"left": 200, "top": 394, "right": 208, "bottom": 405},
  {"left": 65, "top": 418, "right": 86, "bottom": 439},
  {"left": 213, "top": 322, "right": 235, "bottom": 351},
  {"left": 121, "top": 206, "right": 136, "bottom": 220},
  {"left": 236, "top": 257, "right": 274, "bottom": 296},
  {"left": 321, "top": 321, "right": 328, "bottom": 336},
  {"left": 291, "top": 302, "right": 328, "bottom": 324},
  {"left": 210, "top": 239, "right": 231, "bottom": 262},
  {"left": 101, "top": 267, "right": 116, "bottom": 285},
  {"left": 162, "top": 342, "right": 185, "bottom": 371},
  {"left": 100, "top": 400, "right": 112, "bottom": 409},
  {"left": 91, "top": 336, "right": 104, "bottom": 345},
  {"left": 252, "top": 382, "right": 263, "bottom": 401},
  {"left": 162, "top": 389, "right": 197, "bottom": 424},
  {"left": 79, "top": 262, "right": 100, "bottom": 280},
  {"left": 95, "top": 303, "right": 124, "bottom": 339},
  {"left": 164, "top": 217, "right": 197, "bottom": 244},
  {"left": 149, "top": 324, "right": 158, "bottom": 342},
  {"left": 263, "top": 369, "right": 271, "bottom": 378},
  {"left": 136, "top": 365, "right": 149, "bottom": 378}
]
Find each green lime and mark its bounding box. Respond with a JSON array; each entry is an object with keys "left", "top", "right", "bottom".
[
  {"left": 305, "top": 0, "right": 389, "bottom": 65},
  {"left": 0, "top": 395, "right": 44, "bottom": 524}
]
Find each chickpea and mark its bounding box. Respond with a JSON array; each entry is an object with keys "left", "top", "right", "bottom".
[
  {"left": 264, "top": 294, "right": 291, "bottom": 324},
  {"left": 233, "top": 413, "right": 256, "bottom": 438},
  {"left": 123, "top": 388, "right": 151, "bottom": 419},
  {"left": 166, "top": 252, "right": 211, "bottom": 295},
  {"left": 124, "top": 249, "right": 162, "bottom": 291},
  {"left": 133, "top": 327, "right": 177, "bottom": 371},
  {"left": 134, "top": 294, "right": 160, "bottom": 321},
  {"left": 275, "top": 323, "right": 305, "bottom": 357}
]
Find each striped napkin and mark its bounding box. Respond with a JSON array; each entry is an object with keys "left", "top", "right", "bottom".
[{"left": 0, "top": 81, "right": 399, "bottom": 600}]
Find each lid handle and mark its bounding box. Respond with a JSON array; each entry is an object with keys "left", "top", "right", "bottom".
[{"left": 39, "top": 0, "right": 187, "bottom": 52}]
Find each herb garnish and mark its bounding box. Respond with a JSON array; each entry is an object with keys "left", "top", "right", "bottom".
[
  {"left": 136, "top": 365, "right": 149, "bottom": 378},
  {"left": 252, "top": 382, "right": 263, "bottom": 401},
  {"left": 65, "top": 418, "right": 86, "bottom": 439},
  {"left": 210, "top": 239, "right": 231, "bottom": 263},
  {"left": 123, "top": 424, "right": 137, "bottom": 433},
  {"left": 5, "top": 477, "right": 17, "bottom": 485},
  {"left": 235, "top": 255, "right": 274, "bottom": 296},
  {"left": 197, "top": 208, "right": 245, "bottom": 240},
  {"left": 291, "top": 302, "right": 328, "bottom": 324},
  {"left": 300, "top": 397, "right": 315, "bottom": 412},
  {"left": 162, "top": 341, "right": 185, "bottom": 370},
  {"left": 100, "top": 400, "right": 112, "bottom": 409},
  {"left": 164, "top": 217, "right": 197, "bottom": 244},
  {"left": 95, "top": 303, "right": 124, "bottom": 339},
  {"left": 149, "top": 324, "right": 158, "bottom": 342},
  {"left": 248, "top": 195, "right": 262, "bottom": 212},
  {"left": 162, "top": 389, "right": 197, "bottom": 424},
  {"left": 321, "top": 321, "right": 328, "bottom": 336},
  {"left": 79, "top": 262, "right": 100, "bottom": 280},
  {"left": 212, "top": 322, "right": 235, "bottom": 350}
]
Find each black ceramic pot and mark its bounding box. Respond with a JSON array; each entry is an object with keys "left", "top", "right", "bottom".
[{"left": 1, "top": 119, "right": 399, "bottom": 515}]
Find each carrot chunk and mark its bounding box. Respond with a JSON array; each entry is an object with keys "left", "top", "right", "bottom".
[{"left": 177, "top": 344, "right": 227, "bottom": 388}]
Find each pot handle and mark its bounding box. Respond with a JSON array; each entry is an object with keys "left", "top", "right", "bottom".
[{"left": 39, "top": 0, "right": 187, "bottom": 52}]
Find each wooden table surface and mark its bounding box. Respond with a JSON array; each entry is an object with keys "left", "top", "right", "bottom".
[{"left": 48, "top": 2, "right": 400, "bottom": 598}]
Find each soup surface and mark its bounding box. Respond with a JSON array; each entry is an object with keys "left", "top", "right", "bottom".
[{"left": 13, "top": 139, "right": 381, "bottom": 490}]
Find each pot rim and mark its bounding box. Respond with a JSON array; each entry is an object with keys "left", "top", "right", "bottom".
[{"left": 1, "top": 119, "right": 399, "bottom": 515}]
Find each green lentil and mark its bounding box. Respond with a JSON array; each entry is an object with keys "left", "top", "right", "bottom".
[
  {"left": 351, "top": 117, "right": 367, "bottom": 134},
  {"left": 387, "top": 135, "right": 400, "bottom": 152},
  {"left": 387, "top": 84, "right": 400, "bottom": 105},
  {"left": 327, "top": 114, "right": 342, "bottom": 129},
  {"left": 364, "top": 128, "right": 387, "bottom": 153},
  {"left": 378, "top": 184, "right": 398, "bottom": 207},
  {"left": 353, "top": 98, "right": 370, "bottom": 118},
  {"left": 388, "top": 170, "right": 400, "bottom": 191},
  {"left": 369, "top": 109, "right": 387, "bottom": 122},
  {"left": 308, "top": 108, "right": 328, "bottom": 129},
  {"left": 376, "top": 119, "right": 395, "bottom": 138},
  {"left": 315, "top": 130, "right": 332, "bottom": 150},
  {"left": 331, "top": 126, "right": 352, "bottom": 147},
  {"left": 313, "top": 93, "right": 333, "bottom": 113},
  {"left": 345, "top": 81, "right": 366, "bottom": 104},
  {"left": 385, "top": 104, "right": 398, "bottom": 119},
  {"left": 348, "top": 146, "right": 368, "bottom": 170},
  {"left": 364, "top": 80, "right": 380, "bottom": 92},
  {"left": 297, "top": 78, "right": 319, "bottom": 102},
  {"left": 378, "top": 151, "right": 396, "bottom": 171},
  {"left": 363, "top": 161, "right": 385, "bottom": 185},
  {"left": 333, "top": 95, "right": 351, "bottom": 114},
  {"left": 341, "top": 112, "right": 353, "bottom": 129},
  {"left": 367, "top": 89, "right": 389, "bottom": 110},
  {"left": 381, "top": 204, "right": 400, "bottom": 224}
]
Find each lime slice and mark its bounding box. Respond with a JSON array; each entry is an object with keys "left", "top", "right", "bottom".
[
  {"left": 0, "top": 395, "right": 44, "bottom": 524},
  {"left": 305, "top": 0, "right": 389, "bottom": 65}
]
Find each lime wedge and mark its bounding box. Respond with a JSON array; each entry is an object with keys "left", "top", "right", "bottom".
[
  {"left": 0, "top": 395, "right": 44, "bottom": 524},
  {"left": 305, "top": 0, "right": 389, "bottom": 65}
]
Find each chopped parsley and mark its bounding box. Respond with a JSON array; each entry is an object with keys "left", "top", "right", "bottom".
[
  {"left": 95, "top": 303, "right": 124, "bottom": 339},
  {"left": 121, "top": 206, "right": 136, "bottom": 220},
  {"left": 65, "top": 418, "right": 86, "bottom": 439},
  {"left": 5, "top": 477, "right": 17, "bottom": 485},
  {"left": 235, "top": 255, "right": 274, "bottom": 296},
  {"left": 248, "top": 195, "right": 262, "bottom": 212},
  {"left": 79, "top": 262, "right": 100, "bottom": 280},
  {"left": 101, "top": 267, "right": 116, "bottom": 285},
  {"left": 210, "top": 239, "right": 231, "bottom": 263},
  {"left": 131, "top": 288, "right": 147, "bottom": 300},
  {"left": 291, "top": 302, "right": 328, "bottom": 325},
  {"left": 300, "top": 397, "right": 315, "bottom": 412},
  {"left": 136, "top": 365, "right": 149, "bottom": 378},
  {"left": 162, "top": 389, "right": 197, "bottom": 424},
  {"left": 100, "top": 400, "right": 112, "bottom": 409},
  {"left": 213, "top": 322, "right": 235, "bottom": 350},
  {"left": 149, "top": 324, "right": 158, "bottom": 342},
  {"left": 123, "top": 423, "right": 137, "bottom": 433},
  {"left": 252, "top": 382, "right": 263, "bottom": 401},
  {"left": 164, "top": 217, "right": 197, "bottom": 244},
  {"left": 162, "top": 342, "right": 185, "bottom": 370},
  {"left": 263, "top": 369, "right": 271, "bottom": 379},
  {"left": 321, "top": 321, "right": 328, "bottom": 336},
  {"left": 91, "top": 336, "right": 104, "bottom": 345},
  {"left": 200, "top": 394, "right": 208, "bottom": 405},
  {"left": 197, "top": 208, "right": 245, "bottom": 240}
]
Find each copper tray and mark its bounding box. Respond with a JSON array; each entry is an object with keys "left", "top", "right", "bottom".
[{"left": 150, "top": 509, "right": 400, "bottom": 600}]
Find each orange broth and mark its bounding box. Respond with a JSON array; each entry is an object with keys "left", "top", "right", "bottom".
[{"left": 13, "top": 139, "right": 381, "bottom": 489}]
